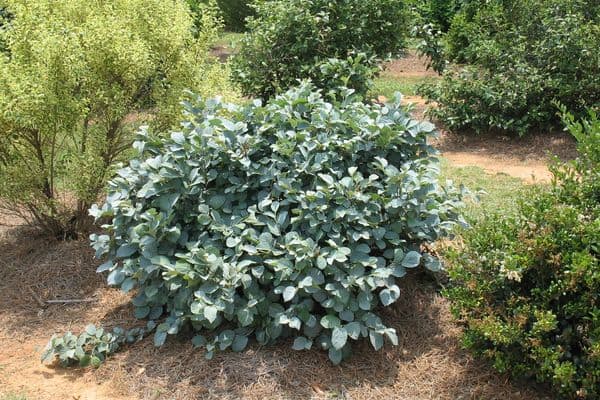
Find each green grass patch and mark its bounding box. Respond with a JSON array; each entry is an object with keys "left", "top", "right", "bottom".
[
  {"left": 0, "top": 394, "right": 28, "bottom": 400},
  {"left": 370, "top": 76, "right": 436, "bottom": 98},
  {"left": 440, "top": 159, "right": 536, "bottom": 221}
]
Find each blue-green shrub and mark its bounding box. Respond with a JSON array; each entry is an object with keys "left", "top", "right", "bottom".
[{"left": 45, "top": 84, "right": 465, "bottom": 365}]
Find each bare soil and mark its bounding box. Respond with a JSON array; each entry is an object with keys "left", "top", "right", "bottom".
[
  {"left": 434, "top": 130, "right": 577, "bottom": 183},
  {"left": 382, "top": 51, "right": 439, "bottom": 78}
]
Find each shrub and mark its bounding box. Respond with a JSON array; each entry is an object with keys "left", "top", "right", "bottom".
[
  {"left": 412, "top": 23, "right": 447, "bottom": 74},
  {"left": 187, "top": 0, "right": 254, "bottom": 32},
  {"left": 445, "top": 110, "right": 600, "bottom": 398},
  {"left": 421, "top": 0, "right": 600, "bottom": 135},
  {"left": 419, "top": 0, "right": 461, "bottom": 32},
  {"left": 0, "top": 0, "right": 234, "bottom": 238},
  {"left": 49, "top": 83, "right": 466, "bottom": 366},
  {"left": 0, "top": 5, "right": 10, "bottom": 53},
  {"left": 216, "top": 0, "right": 254, "bottom": 32},
  {"left": 231, "top": 0, "right": 410, "bottom": 99}
]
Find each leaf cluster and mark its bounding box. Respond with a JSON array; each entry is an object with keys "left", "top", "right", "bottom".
[{"left": 42, "top": 325, "right": 145, "bottom": 368}]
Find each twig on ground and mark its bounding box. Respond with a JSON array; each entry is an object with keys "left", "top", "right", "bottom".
[{"left": 45, "top": 298, "right": 97, "bottom": 304}]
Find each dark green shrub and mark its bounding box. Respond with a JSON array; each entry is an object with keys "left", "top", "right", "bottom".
[
  {"left": 307, "top": 52, "right": 380, "bottom": 100},
  {"left": 231, "top": 0, "right": 410, "bottom": 99},
  {"left": 423, "top": 0, "right": 461, "bottom": 31},
  {"left": 445, "top": 111, "right": 600, "bottom": 398},
  {"left": 187, "top": 0, "right": 254, "bottom": 32},
  {"left": 43, "top": 83, "right": 465, "bottom": 366},
  {"left": 422, "top": 0, "right": 600, "bottom": 135},
  {"left": 216, "top": 0, "right": 254, "bottom": 31},
  {"left": 413, "top": 23, "right": 447, "bottom": 74},
  {"left": 407, "top": 0, "right": 463, "bottom": 32},
  {"left": 0, "top": 4, "right": 10, "bottom": 53}
]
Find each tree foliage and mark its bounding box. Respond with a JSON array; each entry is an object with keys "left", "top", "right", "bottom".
[
  {"left": 0, "top": 0, "right": 234, "bottom": 238},
  {"left": 216, "top": 0, "right": 255, "bottom": 31}
]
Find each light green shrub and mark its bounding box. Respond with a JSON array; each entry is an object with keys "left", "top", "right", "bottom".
[{"left": 0, "top": 0, "right": 235, "bottom": 238}]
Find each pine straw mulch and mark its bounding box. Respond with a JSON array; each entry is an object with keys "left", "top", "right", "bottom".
[{"left": 0, "top": 220, "right": 551, "bottom": 400}]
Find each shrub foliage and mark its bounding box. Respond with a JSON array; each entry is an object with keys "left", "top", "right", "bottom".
[
  {"left": 0, "top": 0, "right": 232, "bottom": 238},
  {"left": 216, "top": 0, "right": 254, "bottom": 31},
  {"left": 445, "top": 111, "right": 600, "bottom": 398},
  {"left": 231, "top": 0, "right": 409, "bottom": 99},
  {"left": 421, "top": 0, "right": 600, "bottom": 135},
  {"left": 45, "top": 84, "right": 466, "bottom": 365}
]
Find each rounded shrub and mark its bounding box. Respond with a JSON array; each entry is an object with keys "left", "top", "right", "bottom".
[
  {"left": 83, "top": 83, "right": 465, "bottom": 364},
  {"left": 445, "top": 111, "right": 600, "bottom": 397},
  {"left": 231, "top": 0, "right": 410, "bottom": 99}
]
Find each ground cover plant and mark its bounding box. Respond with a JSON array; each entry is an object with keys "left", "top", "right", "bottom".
[
  {"left": 420, "top": 0, "right": 600, "bottom": 135},
  {"left": 445, "top": 110, "right": 600, "bottom": 398},
  {"left": 42, "top": 83, "right": 465, "bottom": 366},
  {"left": 231, "top": 0, "right": 410, "bottom": 99},
  {"left": 0, "top": 0, "right": 234, "bottom": 238}
]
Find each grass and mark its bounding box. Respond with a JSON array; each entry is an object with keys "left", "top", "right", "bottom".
[
  {"left": 370, "top": 75, "right": 436, "bottom": 98},
  {"left": 0, "top": 394, "right": 27, "bottom": 400},
  {"left": 440, "top": 159, "right": 533, "bottom": 221}
]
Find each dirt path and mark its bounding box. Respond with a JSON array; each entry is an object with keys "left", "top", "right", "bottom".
[{"left": 434, "top": 129, "right": 576, "bottom": 183}]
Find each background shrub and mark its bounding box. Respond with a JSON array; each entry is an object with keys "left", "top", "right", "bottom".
[
  {"left": 216, "top": 0, "right": 254, "bottom": 31},
  {"left": 420, "top": 0, "right": 600, "bottom": 135},
  {"left": 231, "top": 0, "right": 410, "bottom": 99},
  {"left": 0, "top": 4, "right": 10, "bottom": 53},
  {"left": 77, "top": 83, "right": 465, "bottom": 365},
  {"left": 187, "top": 0, "right": 254, "bottom": 32},
  {"left": 408, "top": 0, "right": 461, "bottom": 32},
  {"left": 0, "top": 0, "right": 235, "bottom": 238},
  {"left": 444, "top": 111, "right": 600, "bottom": 398}
]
